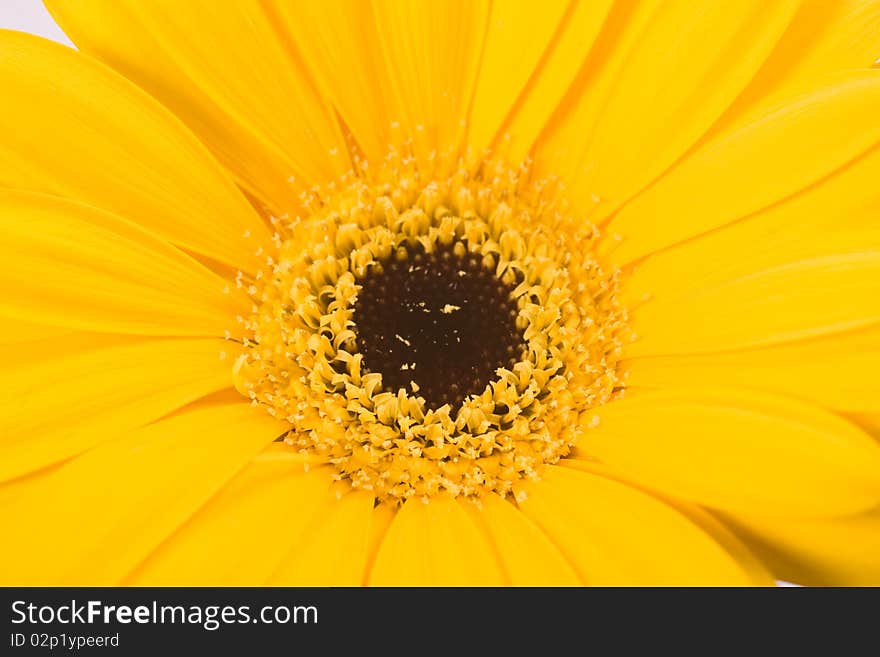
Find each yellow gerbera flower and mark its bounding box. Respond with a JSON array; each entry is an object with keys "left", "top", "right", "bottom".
[{"left": 1, "top": 0, "right": 879, "bottom": 586}]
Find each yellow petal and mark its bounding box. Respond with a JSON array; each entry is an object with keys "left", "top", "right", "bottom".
[
  {"left": 722, "top": 0, "right": 880, "bottom": 123},
  {"left": 560, "top": 459, "right": 775, "bottom": 585},
  {"left": 0, "top": 29, "right": 268, "bottom": 271},
  {"left": 621, "top": 147, "right": 880, "bottom": 310},
  {"left": 0, "top": 336, "right": 235, "bottom": 482},
  {"left": 721, "top": 507, "right": 880, "bottom": 586},
  {"left": 0, "top": 317, "right": 77, "bottom": 347},
  {"left": 532, "top": 0, "right": 658, "bottom": 202},
  {"left": 468, "top": 0, "right": 613, "bottom": 159},
  {"left": 126, "top": 464, "right": 335, "bottom": 586},
  {"left": 536, "top": 0, "right": 798, "bottom": 215},
  {"left": 602, "top": 70, "right": 880, "bottom": 264},
  {"left": 369, "top": 496, "right": 505, "bottom": 586},
  {"left": 652, "top": 500, "right": 777, "bottom": 586},
  {"left": 265, "top": 0, "right": 391, "bottom": 165},
  {"left": 0, "top": 190, "right": 244, "bottom": 337},
  {"left": 468, "top": 493, "right": 581, "bottom": 585},
  {"left": 269, "top": 490, "right": 375, "bottom": 586},
  {"left": 363, "top": 502, "right": 396, "bottom": 585},
  {"left": 0, "top": 326, "right": 102, "bottom": 369},
  {"left": 369, "top": 0, "right": 489, "bottom": 167},
  {"left": 0, "top": 403, "right": 284, "bottom": 585},
  {"left": 850, "top": 413, "right": 880, "bottom": 437},
  {"left": 574, "top": 388, "right": 880, "bottom": 517},
  {"left": 625, "top": 232, "right": 880, "bottom": 356},
  {"left": 625, "top": 327, "right": 880, "bottom": 413},
  {"left": 0, "top": 465, "right": 63, "bottom": 507},
  {"left": 45, "top": 0, "right": 348, "bottom": 213},
  {"left": 518, "top": 465, "right": 760, "bottom": 585}
]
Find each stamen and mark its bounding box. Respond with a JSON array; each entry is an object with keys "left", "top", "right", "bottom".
[{"left": 233, "top": 151, "right": 631, "bottom": 504}]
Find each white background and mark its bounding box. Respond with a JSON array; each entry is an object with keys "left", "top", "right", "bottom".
[{"left": 1, "top": 0, "right": 72, "bottom": 45}]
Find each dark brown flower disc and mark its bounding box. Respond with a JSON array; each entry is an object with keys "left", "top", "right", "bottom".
[{"left": 352, "top": 243, "right": 525, "bottom": 410}]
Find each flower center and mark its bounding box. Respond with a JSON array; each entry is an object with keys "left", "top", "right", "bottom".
[
  {"left": 353, "top": 243, "right": 524, "bottom": 410},
  {"left": 232, "top": 153, "right": 630, "bottom": 503}
]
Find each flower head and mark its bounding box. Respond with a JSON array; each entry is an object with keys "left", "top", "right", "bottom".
[{"left": 1, "top": 0, "right": 880, "bottom": 586}]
